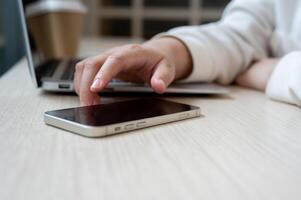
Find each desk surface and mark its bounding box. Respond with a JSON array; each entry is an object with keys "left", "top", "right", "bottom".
[{"left": 1, "top": 38, "right": 301, "bottom": 200}]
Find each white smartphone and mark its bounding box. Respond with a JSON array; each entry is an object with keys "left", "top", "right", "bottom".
[{"left": 44, "top": 98, "right": 201, "bottom": 137}]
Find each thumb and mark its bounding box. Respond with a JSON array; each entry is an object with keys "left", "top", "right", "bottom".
[{"left": 150, "top": 59, "right": 175, "bottom": 94}]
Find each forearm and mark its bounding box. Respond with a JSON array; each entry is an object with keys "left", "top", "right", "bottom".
[
  {"left": 155, "top": 0, "right": 275, "bottom": 84},
  {"left": 236, "top": 58, "right": 279, "bottom": 91}
]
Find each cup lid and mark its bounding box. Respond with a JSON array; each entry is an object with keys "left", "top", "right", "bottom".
[{"left": 26, "top": 0, "right": 87, "bottom": 17}]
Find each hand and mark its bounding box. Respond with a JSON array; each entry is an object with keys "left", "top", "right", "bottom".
[
  {"left": 235, "top": 58, "right": 280, "bottom": 91},
  {"left": 74, "top": 37, "right": 192, "bottom": 106}
]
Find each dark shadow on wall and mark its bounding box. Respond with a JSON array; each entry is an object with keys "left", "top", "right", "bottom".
[
  {"left": 0, "top": 0, "right": 25, "bottom": 76},
  {"left": 0, "top": 0, "right": 4, "bottom": 74}
]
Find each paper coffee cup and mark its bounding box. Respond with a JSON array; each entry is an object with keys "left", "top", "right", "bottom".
[{"left": 26, "top": 0, "right": 87, "bottom": 60}]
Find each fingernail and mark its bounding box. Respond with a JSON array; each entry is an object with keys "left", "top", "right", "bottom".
[
  {"left": 158, "top": 79, "right": 166, "bottom": 88},
  {"left": 153, "top": 79, "right": 166, "bottom": 94},
  {"left": 91, "top": 78, "right": 100, "bottom": 89}
]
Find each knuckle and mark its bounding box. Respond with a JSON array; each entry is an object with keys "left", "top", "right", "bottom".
[
  {"left": 75, "top": 62, "right": 84, "bottom": 71},
  {"left": 83, "top": 59, "right": 97, "bottom": 70},
  {"left": 107, "top": 55, "right": 125, "bottom": 66},
  {"left": 127, "top": 44, "right": 143, "bottom": 52}
]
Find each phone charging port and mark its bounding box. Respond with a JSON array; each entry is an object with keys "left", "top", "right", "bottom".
[{"left": 58, "top": 83, "right": 70, "bottom": 89}]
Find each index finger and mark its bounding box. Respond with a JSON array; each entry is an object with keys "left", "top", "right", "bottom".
[{"left": 90, "top": 44, "right": 159, "bottom": 92}]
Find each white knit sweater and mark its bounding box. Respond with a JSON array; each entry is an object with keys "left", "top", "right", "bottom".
[{"left": 161, "top": 0, "right": 301, "bottom": 107}]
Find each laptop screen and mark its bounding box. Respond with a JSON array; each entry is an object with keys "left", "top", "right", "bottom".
[
  {"left": 19, "top": 0, "right": 44, "bottom": 86},
  {"left": 19, "top": 0, "right": 85, "bottom": 86}
]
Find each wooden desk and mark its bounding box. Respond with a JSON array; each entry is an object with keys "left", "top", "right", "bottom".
[{"left": 0, "top": 38, "right": 301, "bottom": 200}]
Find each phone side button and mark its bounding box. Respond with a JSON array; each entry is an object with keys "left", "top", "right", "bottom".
[
  {"left": 124, "top": 124, "right": 135, "bottom": 131},
  {"left": 114, "top": 126, "right": 122, "bottom": 132},
  {"left": 136, "top": 121, "right": 147, "bottom": 128},
  {"left": 107, "top": 126, "right": 123, "bottom": 134}
]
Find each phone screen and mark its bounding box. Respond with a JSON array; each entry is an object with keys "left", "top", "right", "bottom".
[{"left": 45, "top": 98, "right": 199, "bottom": 126}]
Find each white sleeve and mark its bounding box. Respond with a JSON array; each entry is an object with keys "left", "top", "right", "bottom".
[
  {"left": 266, "top": 52, "right": 301, "bottom": 107},
  {"left": 157, "top": 0, "right": 275, "bottom": 84}
]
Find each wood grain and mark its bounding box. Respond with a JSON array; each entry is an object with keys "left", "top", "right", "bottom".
[{"left": 0, "top": 39, "right": 301, "bottom": 200}]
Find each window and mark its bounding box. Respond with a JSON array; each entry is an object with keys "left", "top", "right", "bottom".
[{"left": 83, "top": 0, "right": 230, "bottom": 38}]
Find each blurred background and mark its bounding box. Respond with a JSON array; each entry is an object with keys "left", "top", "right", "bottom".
[{"left": 0, "top": 0, "right": 230, "bottom": 76}]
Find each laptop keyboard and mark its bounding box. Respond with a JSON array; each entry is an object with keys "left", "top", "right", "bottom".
[
  {"left": 61, "top": 59, "right": 81, "bottom": 80},
  {"left": 37, "top": 60, "right": 60, "bottom": 78}
]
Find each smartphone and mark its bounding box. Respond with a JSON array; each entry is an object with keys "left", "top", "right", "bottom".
[{"left": 44, "top": 98, "right": 201, "bottom": 137}]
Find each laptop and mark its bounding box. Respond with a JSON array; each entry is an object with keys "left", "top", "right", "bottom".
[{"left": 17, "top": 0, "right": 228, "bottom": 95}]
